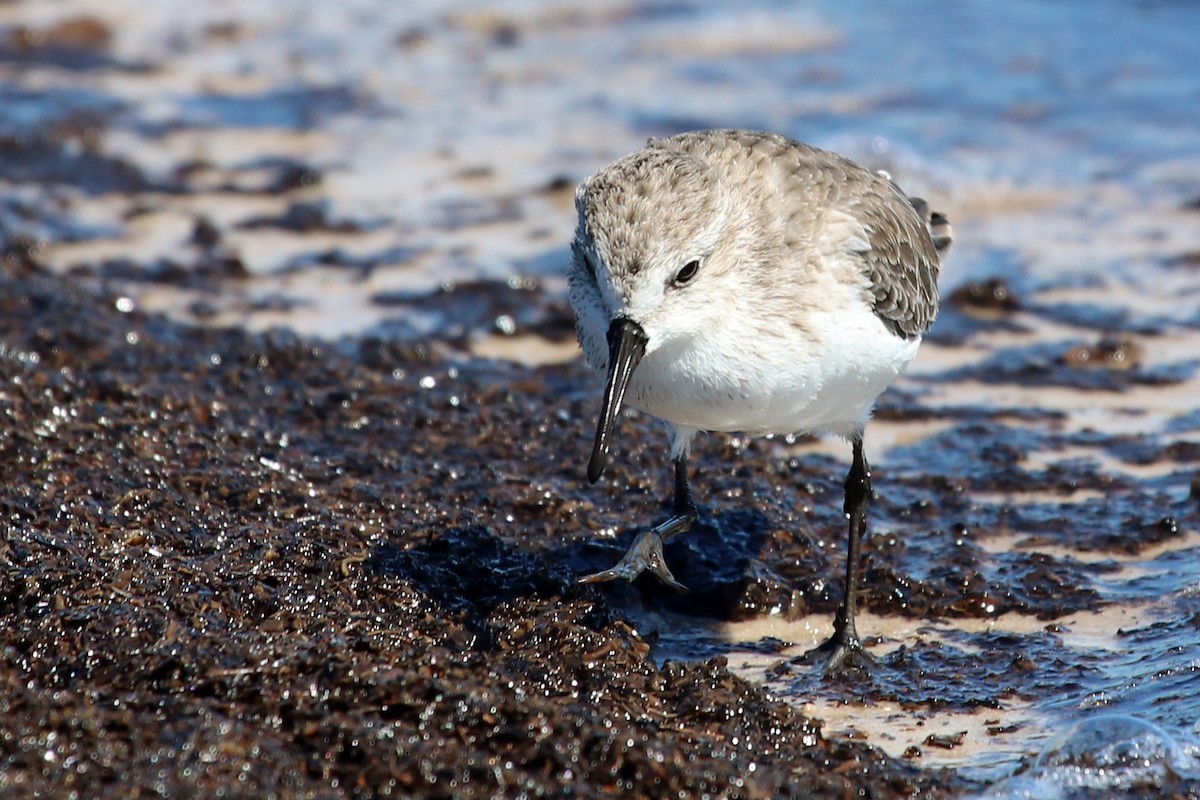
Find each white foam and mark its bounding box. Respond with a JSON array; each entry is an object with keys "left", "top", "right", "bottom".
[{"left": 976, "top": 715, "right": 1200, "bottom": 799}]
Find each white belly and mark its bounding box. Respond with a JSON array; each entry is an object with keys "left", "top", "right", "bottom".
[{"left": 625, "top": 301, "right": 919, "bottom": 439}]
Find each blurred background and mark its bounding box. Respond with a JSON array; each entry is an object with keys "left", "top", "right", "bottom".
[
  {"left": 3, "top": 0, "right": 1200, "bottom": 791},
  {"left": 3, "top": 0, "right": 1197, "bottom": 346}
]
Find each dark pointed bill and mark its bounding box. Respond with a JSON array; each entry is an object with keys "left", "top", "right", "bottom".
[{"left": 587, "top": 318, "right": 647, "bottom": 484}]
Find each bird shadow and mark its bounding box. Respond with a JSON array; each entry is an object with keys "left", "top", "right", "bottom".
[
  {"left": 365, "top": 526, "right": 582, "bottom": 645},
  {"left": 563, "top": 506, "right": 777, "bottom": 619}
]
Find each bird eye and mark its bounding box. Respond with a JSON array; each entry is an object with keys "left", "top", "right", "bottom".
[{"left": 674, "top": 259, "right": 700, "bottom": 286}]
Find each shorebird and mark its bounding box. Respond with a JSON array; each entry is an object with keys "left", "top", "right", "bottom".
[{"left": 568, "top": 130, "right": 952, "bottom": 671}]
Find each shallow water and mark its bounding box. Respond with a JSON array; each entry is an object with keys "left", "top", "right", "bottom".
[{"left": 3, "top": 0, "right": 1200, "bottom": 794}]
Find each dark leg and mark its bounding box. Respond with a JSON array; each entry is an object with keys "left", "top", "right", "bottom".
[
  {"left": 806, "top": 436, "right": 876, "bottom": 673},
  {"left": 579, "top": 456, "right": 697, "bottom": 592}
]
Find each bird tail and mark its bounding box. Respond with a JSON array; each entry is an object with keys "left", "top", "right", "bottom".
[{"left": 908, "top": 197, "right": 954, "bottom": 263}]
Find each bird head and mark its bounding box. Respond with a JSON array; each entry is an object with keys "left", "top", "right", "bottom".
[{"left": 568, "top": 144, "right": 740, "bottom": 482}]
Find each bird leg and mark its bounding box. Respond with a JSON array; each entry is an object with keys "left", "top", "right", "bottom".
[
  {"left": 579, "top": 456, "right": 696, "bottom": 592},
  {"left": 808, "top": 436, "right": 877, "bottom": 673}
]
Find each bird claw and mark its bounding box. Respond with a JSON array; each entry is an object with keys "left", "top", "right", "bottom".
[
  {"left": 791, "top": 630, "right": 878, "bottom": 676},
  {"left": 818, "top": 637, "right": 877, "bottom": 676},
  {"left": 578, "top": 530, "right": 689, "bottom": 593}
]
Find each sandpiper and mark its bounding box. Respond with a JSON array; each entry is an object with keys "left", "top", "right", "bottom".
[{"left": 568, "top": 129, "right": 952, "bottom": 671}]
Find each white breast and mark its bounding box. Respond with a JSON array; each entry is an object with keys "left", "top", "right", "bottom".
[{"left": 625, "top": 299, "right": 919, "bottom": 440}]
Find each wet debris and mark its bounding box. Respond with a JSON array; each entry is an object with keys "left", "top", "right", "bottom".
[
  {"left": 929, "top": 274, "right": 1029, "bottom": 345},
  {"left": 366, "top": 526, "right": 573, "bottom": 622},
  {"left": 370, "top": 278, "right": 578, "bottom": 345},
  {"left": 172, "top": 156, "right": 323, "bottom": 194},
  {"left": 1060, "top": 335, "right": 1142, "bottom": 370},
  {"left": 537, "top": 174, "right": 577, "bottom": 211},
  {"left": 540, "top": 174, "right": 574, "bottom": 195},
  {"left": 1166, "top": 251, "right": 1200, "bottom": 268},
  {"left": 72, "top": 252, "right": 248, "bottom": 286},
  {"left": 0, "top": 231, "right": 43, "bottom": 274},
  {"left": 190, "top": 215, "right": 222, "bottom": 249},
  {"left": 949, "top": 278, "right": 1021, "bottom": 319},
  {"left": 1104, "top": 433, "right": 1200, "bottom": 467},
  {"left": 277, "top": 244, "right": 422, "bottom": 280},
  {"left": 246, "top": 293, "right": 305, "bottom": 313},
  {"left": 394, "top": 26, "right": 431, "bottom": 51},
  {"left": 7, "top": 16, "right": 112, "bottom": 54},
  {"left": 0, "top": 15, "right": 149, "bottom": 71},
  {"left": 237, "top": 199, "right": 367, "bottom": 233},
  {"left": 202, "top": 21, "right": 243, "bottom": 43},
  {"left": 0, "top": 265, "right": 961, "bottom": 798},
  {"left": 1011, "top": 654, "right": 1038, "bottom": 672},
  {"left": 770, "top": 628, "right": 1097, "bottom": 717},
  {"left": 257, "top": 158, "right": 323, "bottom": 193},
  {"left": 924, "top": 732, "right": 968, "bottom": 750},
  {"left": 937, "top": 337, "right": 1192, "bottom": 391},
  {"left": 0, "top": 132, "right": 169, "bottom": 195},
  {"left": 186, "top": 298, "right": 220, "bottom": 319}
]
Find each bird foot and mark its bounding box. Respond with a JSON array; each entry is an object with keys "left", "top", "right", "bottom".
[
  {"left": 578, "top": 529, "right": 689, "bottom": 593},
  {"left": 792, "top": 630, "right": 877, "bottom": 677}
]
